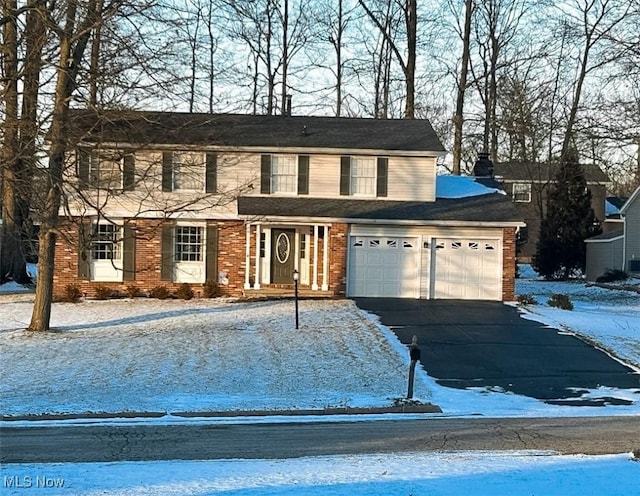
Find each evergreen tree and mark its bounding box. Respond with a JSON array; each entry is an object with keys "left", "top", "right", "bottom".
[{"left": 534, "top": 157, "right": 601, "bottom": 280}]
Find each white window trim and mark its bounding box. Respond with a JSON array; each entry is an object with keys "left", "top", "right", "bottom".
[
  {"left": 350, "top": 156, "right": 376, "bottom": 197},
  {"left": 90, "top": 152, "right": 124, "bottom": 189},
  {"left": 173, "top": 222, "right": 206, "bottom": 284},
  {"left": 90, "top": 222, "right": 124, "bottom": 282},
  {"left": 270, "top": 154, "right": 298, "bottom": 195},
  {"left": 172, "top": 152, "right": 206, "bottom": 193},
  {"left": 512, "top": 182, "right": 532, "bottom": 203}
]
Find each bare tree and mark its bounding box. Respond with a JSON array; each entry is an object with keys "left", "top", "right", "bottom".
[
  {"left": 451, "top": 0, "right": 473, "bottom": 175},
  {"left": 358, "top": 0, "right": 416, "bottom": 118}
]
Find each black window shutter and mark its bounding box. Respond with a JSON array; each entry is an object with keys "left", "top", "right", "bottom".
[
  {"left": 206, "top": 153, "right": 217, "bottom": 193},
  {"left": 122, "top": 224, "right": 136, "bottom": 281},
  {"left": 376, "top": 157, "right": 388, "bottom": 197},
  {"left": 77, "top": 149, "right": 90, "bottom": 189},
  {"left": 340, "top": 156, "right": 351, "bottom": 196},
  {"left": 260, "top": 155, "right": 271, "bottom": 194},
  {"left": 77, "top": 221, "right": 91, "bottom": 279},
  {"left": 162, "top": 152, "right": 173, "bottom": 192},
  {"left": 160, "top": 225, "right": 173, "bottom": 281},
  {"left": 298, "top": 155, "right": 309, "bottom": 195},
  {"left": 123, "top": 154, "right": 135, "bottom": 191},
  {"left": 205, "top": 225, "right": 219, "bottom": 282}
]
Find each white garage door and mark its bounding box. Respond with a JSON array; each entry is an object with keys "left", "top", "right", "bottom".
[
  {"left": 433, "top": 239, "right": 501, "bottom": 300},
  {"left": 348, "top": 236, "right": 419, "bottom": 297}
]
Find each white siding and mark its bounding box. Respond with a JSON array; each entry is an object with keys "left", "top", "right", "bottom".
[
  {"left": 388, "top": 156, "right": 436, "bottom": 201},
  {"left": 308, "top": 155, "right": 341, "bottom": 197}
]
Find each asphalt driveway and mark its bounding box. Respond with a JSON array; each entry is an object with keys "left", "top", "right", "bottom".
[{"left": 354, "top": 299, "right": 640, "bottom": 406}]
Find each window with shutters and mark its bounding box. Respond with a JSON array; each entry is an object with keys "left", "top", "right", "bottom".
[
  {"left": 174, "top": 226, "right": 203, "bottom": 262},
  {"left": 271, "top": 155, "right": 298, "bottom": 194},
  {"left": 91, "top": 224, "right": 122, "bottom": 261},
  {"left": 350, "top": 157, "right": 376, "bottom": 196},
  {"left": 173, "top": 152, "right": 205, "bottom": 191},
  {"left": 90, "top": 152, "right": 123, "bottom": 189}
]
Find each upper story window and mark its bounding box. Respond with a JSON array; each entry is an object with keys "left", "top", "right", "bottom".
[
  {"left": 77, "top": 148, "right": 134, "bottom": 191},
  {"left": 350, "top": 157, "right": 376, "bottom": 196},
  {"left": 163, "top": 151, "right": 217, "bottom": 193},
  {"left": 90, "top": 152, "right": 123, "bottom": 189},
  {"left": 91, "top": 223, "right": 122, "bottom": 261},
  {"left": 512, "top": 182, "right": 532, "bottom": 202},
  {"left": 341, "top": 156, "right": 388, "bottom": 198},
  {"left": 271, "top": 155, "right": 297, "bottom": 194},
  {"left": 172, "top": 152, "right": 205, "bottom": 191},
  {"left": 261, "top": 154, "right": 309, "bottom": 195}
]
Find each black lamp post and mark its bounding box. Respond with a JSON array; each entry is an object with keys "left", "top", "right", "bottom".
[{"left": 293, "top": 269, "right": 299, "bottom": 329}]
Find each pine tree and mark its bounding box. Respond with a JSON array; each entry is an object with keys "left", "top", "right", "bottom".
[{"left": 534, "top": 157, "right": 601, "bottom": 280}]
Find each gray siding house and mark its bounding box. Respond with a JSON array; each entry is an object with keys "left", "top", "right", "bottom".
[{"left": 585, "top": 185, "right": 640, "bottom": 280}]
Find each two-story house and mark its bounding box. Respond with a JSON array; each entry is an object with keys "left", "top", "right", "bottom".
[
  {"left": 493, "top": 160, "right": 610, "bottom": 261},
  {"left": 55, "top": 110, "right": 523, "bottom": 301}
]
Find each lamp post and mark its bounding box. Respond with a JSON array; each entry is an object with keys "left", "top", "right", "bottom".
[{"left": 293, "top": 269, "right": 299, "bottom": 329}]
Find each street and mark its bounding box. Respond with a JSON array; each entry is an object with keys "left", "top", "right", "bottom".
[{"left": 2, "top": 416, "right": 639, "bottom": 463}]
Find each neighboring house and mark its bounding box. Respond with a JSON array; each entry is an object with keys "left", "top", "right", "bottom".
[
  {"left": 55, "top": 110, "right": 523, "bottom": 301},
  {"left": 493, "top": 161, "right": 609, "bottom": 261},
  {"left": 585, "top": 185, "right": 640, "bottom": 281}
]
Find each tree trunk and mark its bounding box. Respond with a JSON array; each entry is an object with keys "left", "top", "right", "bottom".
[
  {"left": 404, "top": 0, "right": 416, "bottom": 119},
  {"left": 452, "top": 0, "right": 473, "bottom": 175},
  {"left": 29, "top": 0, "right": 98, "bottom": 331},
  {"left": 280, "top": 0, "right": 289, "bottom": 115},
  {"left": 0, "top": 0, "right": 28, "bottom": 284}
]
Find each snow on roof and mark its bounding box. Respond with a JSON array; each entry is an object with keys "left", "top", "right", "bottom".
[
  {"left": 606, "top": 200, "right": 620, "bottom": 216},
  {"left": 436, "top": 175, "right": 505, "bottom": 199}
]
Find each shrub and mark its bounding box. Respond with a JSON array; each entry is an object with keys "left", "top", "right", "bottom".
[
  {"left": 176, "top": 283, "right": 194, "bottom": 300},
  {"left": 595, "top": 269, "right": 628, "bottom": 283},
  {"left": 125, "top": 285, "right": 142, "bottom": 298},
  {"left": 548, "top": 293, "right": 573, "bottom": 310},
  {"left": 94, "top": 285, "right": 114, "bottom": 300},
  {"left": 150, "top": 285, "right": 171, "bottom": 299},
  {"left": 517, "top": 293, "right": 537, "bottom": 305},
  {"left": 203, "top": 280, "right": 221, "bottom": 298},
  {"left": 59, "top": 284, "right": 83, "bottom": 303}
]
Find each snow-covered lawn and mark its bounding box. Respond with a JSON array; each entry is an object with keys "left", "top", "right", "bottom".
[
  {"left": 0, "top": 297, "right": 432, "bottom": 417},
  {"left": 516, "top": 265, "right": 640, "bottom": 370},
  {"left": 1, "top": 263, "right": 640, "bottom": 419},
  {"left": 2, "top": 452, "right": 639, "bottom": 496}
]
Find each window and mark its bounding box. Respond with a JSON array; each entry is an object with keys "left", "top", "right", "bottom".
[
  {"left": 90, "top": 152, "right": 123, "bottom": 189},
  {"left": 512, "top": 183, "right": 532, "bottom": 202},
  {"left": 350, "top": 157, "right": 376, "bottom": 196},
  {"left": 91, "top": 224, "right": 121, "bottom": 261},
  {"left": 300, "top": 235, "right": 307, "bottom": 258},
  {"left": 271, "top": 155, "right": 297, "bottom": 194},
  {"left": 173, "top": 152, "right": 205, "bottom": 191},
  {"left": 174, "top": 226, "right": 203, "bottom": 262}
]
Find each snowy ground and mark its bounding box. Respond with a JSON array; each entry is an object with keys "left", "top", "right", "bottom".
[
  {"left": 2, "top": 452, "right": 639, "bottom": 496},
  {"left": 2, "top": 266, "right": 639, "bottom": 495}
]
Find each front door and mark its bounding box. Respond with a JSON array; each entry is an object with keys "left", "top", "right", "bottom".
[{"left": 271, "top": 229, "right": 295, "bottom": 284}]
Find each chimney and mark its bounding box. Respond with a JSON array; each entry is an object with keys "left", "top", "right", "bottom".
[{"left": 473, "top": 152, "right": 494, "bottom": 177}]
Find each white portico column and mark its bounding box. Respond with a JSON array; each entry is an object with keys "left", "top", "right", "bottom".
[
  {"left": 254, "top": 223, "right": 261, "bottom": 289},
  {"left": 244, "top": 223, "right": 251, "bottom": 289},
  {"left": 321, "top": 224, "right": 329, "bottom": 291},
  {"left": 312, "top": 224, "right": 319, "bottom": 291}
]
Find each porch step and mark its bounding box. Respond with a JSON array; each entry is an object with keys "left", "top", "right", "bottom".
[{"left": 242, "top": 287, "right": 335, "bottom": 299}]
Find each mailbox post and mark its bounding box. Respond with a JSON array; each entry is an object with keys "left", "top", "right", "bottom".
[
  {"left": 407, "top": 335, "right": 421, "bottom": 399},
  {"left": 293, "top": 269, "right": 299, "bottom": 329}
]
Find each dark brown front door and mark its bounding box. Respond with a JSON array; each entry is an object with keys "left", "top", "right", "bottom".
[{"left": 271, "top": 229, "right": 295, "bottom": 284}]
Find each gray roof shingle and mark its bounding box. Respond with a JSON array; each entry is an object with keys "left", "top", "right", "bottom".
[
  {"left": 494, "top": 162, "right": 609, "bottom": 183},
  {"left": 237, "top": 194, "right": 523, "bottom": 224},
  {"left": 67, "top": 109, "right": 445, "bottom": 153}
]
